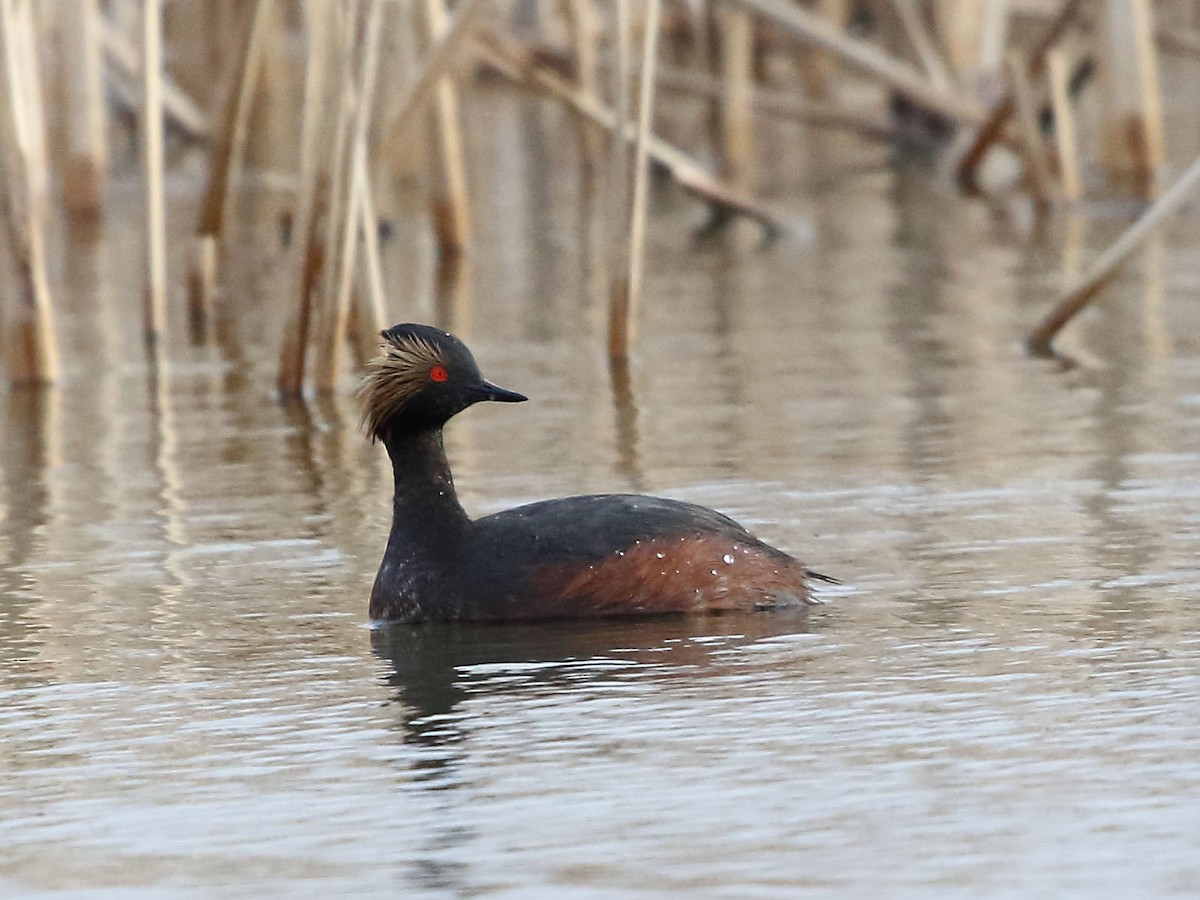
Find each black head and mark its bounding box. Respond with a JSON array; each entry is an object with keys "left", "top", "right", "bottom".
[{"left": 358, "top": 323, "right": 526, "bottom": 440}]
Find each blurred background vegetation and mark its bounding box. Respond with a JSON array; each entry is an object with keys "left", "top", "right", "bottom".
[{"left": 0, "top": 0, "right": 1195, "bottom": 390}]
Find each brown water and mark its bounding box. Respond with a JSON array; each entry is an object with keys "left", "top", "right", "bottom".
[{"left": 4, "top": 93, "right": 1200, "bottom": 897}]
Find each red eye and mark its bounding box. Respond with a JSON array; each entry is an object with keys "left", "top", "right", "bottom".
[{"left": 430, "top": 365, "right": 449, "bottom": 383}]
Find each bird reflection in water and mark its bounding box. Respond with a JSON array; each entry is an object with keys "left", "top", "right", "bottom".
[{"left": 371, "top": 611, "right": 816, "bottom": 752}]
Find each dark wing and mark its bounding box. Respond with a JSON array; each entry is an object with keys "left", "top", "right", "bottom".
[
  {"left": 470, "top": 493, "right": 760, "bottom": 563},
  {"left": 466, "top": 493, "right": 814, "bottom": 617},
  {"left": 465, "top": 493, "right": 772, "bottom": 597}
]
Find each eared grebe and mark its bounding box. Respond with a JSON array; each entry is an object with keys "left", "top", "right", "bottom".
[{"left": 360, "top": 323, "right": 833, "bottom": 622}]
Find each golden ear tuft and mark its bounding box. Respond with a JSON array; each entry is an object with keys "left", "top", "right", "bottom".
[{"left": 357, "top": 332, "right": 443, "bottom": 439}]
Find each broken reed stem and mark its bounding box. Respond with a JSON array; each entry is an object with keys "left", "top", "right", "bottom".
[
  {"left": 1156, "top": 25, "right": 1200, "bottom": 57},
  {"left": 278, "top": 0, "right": 330, "bottom": 397},
  {"left": 62, "top": 0, "right": 106, "bottom": 215},
  {"left": 1006, "top": 53, "right": 1054, "bottom": 206},
  {"left": 143, "top": 0, "right": 167, "bottom": 344},
  {"left": 0, "top": 0, "right": 58, "bottom": 384},
  {"left": 957, "top": 0, "right": 1084, "bottom": 192},
  {"left": 721, "top": 0, "right": 986, "bottom": 125},
  {"left": 656, "top": 64, "right": 897, "bottom": 142},
  {"left": 1026, "top": 153, "right": 1200, "bottom": 355},
  {"left": 609, "top": 0, "right": 663, "bottom": 361},
  {"left": 100, "top": 17, "right": 209, "bottom": 142},
  {"left": 316, "top": 0, "right": 383, "bottom": 392},
  {"left": 1047, "top": 49, "right": 1081, "bottom": 201},
  {"left": 477, "top": 32, "right": 791, "bottom": 238},
  {"left": 381, "top": 0, "right": 491, "bottom": 148},
  {"left": 424, "top": 0, "right": 472, "bottom": 257}
]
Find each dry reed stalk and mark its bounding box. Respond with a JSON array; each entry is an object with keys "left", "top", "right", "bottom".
[
  {"left": 656, "top": 64, "right": 898, "bottom": 141},
  {"left": 1060, "top": 207, "right": 1086, "bottom": 284},
  {"left": 62, "top": 0, "right": 106, "bottom": 215},
  {"left": 933, "top": 0, "right": 984, "bottom": 74},
  {"left": 144, "top": 330, "right": 188, "bottom": 581},
  {"left": 892, "top": 0, "right": 953, "bottom": 91},
  {"left": 558, "top": 0, "right": 603, "bottom": 170},
  {"left": 0, "top": 0, "right": 58, "bottom": 384},
  {"left": 278, "top": 0, "right": 331, "bottom": 396},
  {"left": 380, "top": 0, "right": 491, "bottom": 151},
  {"left": 375, "top": 0, "right": 419, "bottom": 178},
  {"left": 1026, "top": 154, "right": 1200, "bottom": 355},
  {"left": 223, "top": 0, "right": 279, "bottom": 190},
  {"left": 626, "top": 0, "right": 664, "bottom": 314},
  {"left": 279, "top": 173, "right": 330, "bottom": 395},
  {"left": 1046, "top": 49, "right": 1081, "bottom": 201},
  {"left": 608, "top": 0, "right": 662, "bottom": 361},
  {"left": 110, "top": 0, "right": 138, "bottom": 48},
  {"left": 310, "top": 3, "right": 356, "bottom": 391},
  {"left": 721, "top": 0, "right": 986, "bottom": 125},
  {"left": 956, "top": 0, "right": 1084, "bottom": 192},
  {"left": 477, "top": 32, "right": 792, "bottom": 238},
  {"left": 186, "top": 0, "right": 271, "bottom": 340},
  {"left": 718, "top": 7, "right": 755, "bottom": 185},
  {"left": 160, "top": 1, "right": 214, "bottom": 108},
  {"left": 142, "top": 0, "right": 167, "bottom": 343},
  {"left": 1006, "top": 54, "right": 1054, "bottom": 206},
  {"left": 608, "top": 354, "right": 644, "bottom": 488},
  {"left": 424, "top": 0, "right": 473, "bottom": 257},
  {"left": 315, "top": 0, "right": 383, "bottom": 392},
  {"left": 433, "top": 252, "right": 471, "bottom": 333},
  {"left": 976, "top": 0, "right": 1010, "bottom": 80},
  {"left": 343, "top": 154, "right": 383, "bottom": 369},
  {"left": 0, "top": 194, "right": 57, "bottom": 384},
  {"left": 693, "top": 4, "right": 728, "bottom": 181},
  {"left": 1099, "top": 0, "right": 1164, "bottom": 196},
  {"left": 11, "top": 0, "right": 47, "bottom": 205},
  {"left": 711, "top": 6, "right": 759, "bottom": 241},
  {"left": 100, "top": 17, "right": 210, "bottom": 141},
  {"left": 606, "top": 0, "right": 632, "bottom": 275},
  {"left": 353, "top": 147, "right": 387, "bottom": 365},
  {"left": 932, "top": 0, "right": 1007, "bottom": 84}
]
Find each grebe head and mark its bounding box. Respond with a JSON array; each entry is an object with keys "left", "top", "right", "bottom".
[{"left": 358, "top": 323, "right": 526, "bottom": 440}]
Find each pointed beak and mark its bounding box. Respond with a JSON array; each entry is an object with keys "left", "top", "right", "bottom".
[{"left": 478, "top": 380, "right": 527, "bottom": 403}]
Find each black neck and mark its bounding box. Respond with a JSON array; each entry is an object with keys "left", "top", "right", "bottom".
[{"left": 382, "top": 427, "right": 470, "bottom": 550}]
